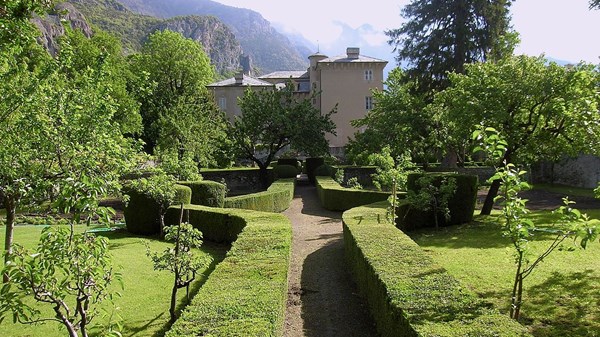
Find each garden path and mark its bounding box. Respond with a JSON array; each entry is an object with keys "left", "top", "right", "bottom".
[{"left": 282, "top": 182, "right": 378, "bottom": 337}]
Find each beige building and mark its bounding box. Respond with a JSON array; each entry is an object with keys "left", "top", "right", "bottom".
[{"left": 207, "top": 47, "right": 387, "bottom": 155}]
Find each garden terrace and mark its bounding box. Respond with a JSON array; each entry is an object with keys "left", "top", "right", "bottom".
[{"left": 342, "top": 201, "right": 531, "bottom": 336}]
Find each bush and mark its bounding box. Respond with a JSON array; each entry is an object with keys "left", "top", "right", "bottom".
[
  {"left": 305, "top": 157, "right": 325, "bottom": 184},
  {"left": 164, "top": 207, "right": 291, "bottom": 336},
  {"left": 315, "top": 176, "right": 397, "bottom": 211},
  {"left": 123, "top": 183, "right": 191, "bottom": 236},
  {"left": 314, "top": 164, "right": 336, "bottom": 177},
  {"left": 273, "top": 164, "right": 299, "bottom": 179},
  {"left": 277, "top": 158, "right": 300, "bottom": 170},
  {"left": 223, "top": 179, "right": 295, "bottom": 213},
  {"left": 342, "top": 202, "right": 531, "bottom": 337},
  {"left": 178, "top": 180, "right": 226, "bottom": 207},
  {"left": 396, "top": 173, "right": 478, "bottom": 230}
]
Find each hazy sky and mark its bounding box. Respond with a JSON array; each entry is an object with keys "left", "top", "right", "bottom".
[{"left": 215, "top": 0, "right": 600, "bottom": 65}]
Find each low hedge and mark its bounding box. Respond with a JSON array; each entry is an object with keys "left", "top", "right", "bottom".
[
  {"left": 277, "top": 158, "right": 300, "bottom": 170},
  {"left": 397, "top": 173, "right": 478, "bottom": 230},
  {"left": 342, "top": 202, "right": 531, "bottom": 337},
  {"left": 164, "top": 206, "right": 292, "bottom": 336},
  {"left": 123, "top": 184, "right": 191, "bottom": 235},
  {"left": 223, "top": 178, "right": 295, "bottom": 213},
  {"left": 178, "top": 180, "right": 226, "bottom": 207},
  {"left": 315, "top": 176, "right": 399, "bottom": 211}
]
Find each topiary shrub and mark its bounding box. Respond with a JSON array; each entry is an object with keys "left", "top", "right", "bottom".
[
  {"left": 306, "top": 157, "right": 325, "bottom": 184},
  {"left": 178, "top": 180, "right": 226, "bottom": 207},
  {"left": 123, "top": 183, "right": 191, "bottom": 236},
  {"left": 314, "top": 164, "right": 336, "bottom": 178},
  {"left": 277, "top": 158, "right": 300, "bottom": 170},
  {"left": 397, "top": 172, "right": 478, "bottom": 230},
  {"left": 273, "top": 164, "right": 299, "bottom": 179}
]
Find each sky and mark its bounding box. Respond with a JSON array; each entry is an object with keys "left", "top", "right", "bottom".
[{"left": 214, "top": 0, "right": 600, "bottom": 72}]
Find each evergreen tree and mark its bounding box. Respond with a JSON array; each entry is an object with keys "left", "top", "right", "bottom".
[{"left": 386, "top": 0, "right": 517, "bottom": 94}]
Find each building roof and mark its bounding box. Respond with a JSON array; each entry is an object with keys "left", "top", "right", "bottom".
[
  {"left": 259, "top": 71, "right": 309, "bottom": 80},
  {"left": 319, "top": 54, "right": 388, "bottom": 64},
  {"left": 207, "top": 75, "right": 273, "bottom": 87}
]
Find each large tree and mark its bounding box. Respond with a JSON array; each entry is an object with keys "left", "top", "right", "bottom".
[
  {"left": 232, "top": 83, "right": 336, "bottom": 185},
  {"left": 346, "top": 68, "right": 443, "bottom": 166},
  {"left": 386, "top": 0, "right": 517, "bottom": 94},
  {"left": 438, "top": 55, "right": 600, "bottom": 215},
  {"left": 130, "top": 29, "right": 228, "bottom": 172}
]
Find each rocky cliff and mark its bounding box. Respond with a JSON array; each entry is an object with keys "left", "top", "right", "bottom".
[{"left": 32, "top": 2, "right": 93, "bottom": 55}]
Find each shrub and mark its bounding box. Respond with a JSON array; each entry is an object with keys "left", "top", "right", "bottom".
[
  {"left": 223, "top": 179, "right": 295, "bottom": 213},
  {"left": 305, "top": 157, "right": 325, "bottom": 184},
  {"left": 273, "top": 164, "right": 299, "bottom": 179},
  {"left": 164, "top": 207, "right": 291, "bottom": 337},
  {"left": 397, "top": 172, "right": 478, "bottom": 230},
  {"left": 342, "top": 202, "right": 531, "bottom": 337},
  {"left": 277, "top": 158, "right": 300, "bottom": 170},
  {"left": 315, "top": 176, "right": 397, "bottom": 211},
  {"left": 314, "top": 164, "right": 336, "bottom": 177},
  {"left": 123, "top": 183, "right": 191, "bottom": 236},
  {"left": 178, "top": 180, "right": 226, "bottom": 207}
]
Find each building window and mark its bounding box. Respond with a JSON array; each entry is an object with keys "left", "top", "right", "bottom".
[
  {"left": 218, "top": 97, "right": 227, "bottom": 110},
  {"left": 364, "top": 69, "right": 373, "bottom": 81},
  {"left": 365, "top": 96, "right": 373, "bottom": 110}
]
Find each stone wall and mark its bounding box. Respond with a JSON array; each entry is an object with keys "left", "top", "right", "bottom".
[{"left": 531, "top": 155, "right": 600, "bottom": 188}]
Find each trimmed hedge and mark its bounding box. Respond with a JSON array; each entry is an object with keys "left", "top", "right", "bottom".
[
  {"left": 123, "top": 184, "right": 191, "bottom": 236},
  {"left": 305, "top": 157, "right": 325, "bottom": 184},
  {"left": 224, "top": 178, "right": 295, "bottom": 213},
  {"left": 342, "top": 202, "right": 531, "bottom": 337},
  {"left": 273, "top": 164, "right": 299, "bottom": 179},
  {"left": 315, "top": 176, "right": 399, "bottom": 211},
  {"left": 314, "top": 163, "right": 337, "bottom": 178},
  {"left": 277, "top": 158, "right": 300, "bottom": 170},
  {"left": 164, "top": 206, "right": 292, "bottom": 336},
  {"left": 178, "top": 180, "right": 226, "bottom": 207},
  {"left": 397, "top": 173, "right": 478, "bottom": 230}
]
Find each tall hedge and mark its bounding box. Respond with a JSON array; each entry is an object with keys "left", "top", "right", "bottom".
[
  {"left": 124, "top": 184, "right": 192, "bottom": 235},
  {"left": 277, "top": 158, "right": 300, "bottom": 170},
  {"left": 178, "top": 180, "right": 226, "bottom": 207},
  {"left": 273, "top": 164, "right": 299, "bottom": 179},
  {"left": 397, "top": 173, "right": 478, "bottom": 230},
  {"left": 305, "top": 157, "right": 325, "bottom": 184}
]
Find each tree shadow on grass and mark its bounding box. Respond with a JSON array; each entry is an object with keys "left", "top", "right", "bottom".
[{"left": 526, "top": 269, "right": 600, "bottom": 337}]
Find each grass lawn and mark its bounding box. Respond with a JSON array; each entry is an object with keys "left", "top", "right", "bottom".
[
  {"left": 409, "top": 209, "right": 600, "bottom": 337},
  {"left": 0, "top": 224, "right": 228, "bottom": 337},
  {"left": 532, "top": 183, "right": 596, "bottom": 198}
]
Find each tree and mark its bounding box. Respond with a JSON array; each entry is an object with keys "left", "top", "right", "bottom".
[
  {"left": 127, "top": 173, "right": 178, "bottom": 237},
  {"left": 386, "top": 0, "right": 517, "bottom": 94},
  {"left": 146, "top": 206, "right": 211, "bottom": 323},
  {"left": 130, "top": 30, "right": 229, "bottom": 170},
  {"left": 231, "top": 83, "right": 336, "bottom": 185},
  {"left": 346, "top": 68, "right": 442, "bottom": 166},
  {"left": 0, "top": 0, "right": 55, "bottom": 46},
  {"left": 474, "top": 126, "right": 598, "bottom": 320},
  {"left": 438, "top": 55, "right": 600, "bottom": 215}
]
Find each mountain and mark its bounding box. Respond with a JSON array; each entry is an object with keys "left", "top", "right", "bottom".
[
  {"left": 67, "top": 0, "right": 243, "bottom": 76},
  {"left": 114, "top": 0, "right": 309, "bottom": 74},
  {"left": 32, "top": 2, "right": 94, "bottom": 55}
]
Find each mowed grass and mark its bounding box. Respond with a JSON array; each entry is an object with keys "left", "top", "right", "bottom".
[
  {"left": 0, "top": 224, "right": 228, "bottom": 337},
  {"left": 409, "top": 209, "right": 600, "bottom": 337}
]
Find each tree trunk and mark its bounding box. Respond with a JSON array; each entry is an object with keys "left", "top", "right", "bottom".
[
  {"left": 54, "top": 304, "right": 79, "bottom": 337},
  {"left": 3, "top": 196, "right": 16, "bottom": 283},
  {"left": 258, "top": 164, "right": 270, "bottom": 189},
  {"left": 169, "top": 273, "right": 179, "bottom": 323},
  {"left": 480, "top": 178, "right": 501, "bottom": 215}
]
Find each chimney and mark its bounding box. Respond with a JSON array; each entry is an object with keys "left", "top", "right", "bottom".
[
  {"left": 240, "top": 54, "right": 252, "bottom": 75},
  {"left": 346, "top": 47, "right": 360, "bottom": 59},
  {"left": 235, "top": 72, "right": 243, "bottom": 85}
]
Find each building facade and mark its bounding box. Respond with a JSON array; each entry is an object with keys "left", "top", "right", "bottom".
[{"left": 207, "top": 47, "right": 387, "bottom": 155}]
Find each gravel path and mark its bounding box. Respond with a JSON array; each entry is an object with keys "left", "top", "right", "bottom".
[{"left": 282, "top": 183, "right": 378, "bottom": 337}]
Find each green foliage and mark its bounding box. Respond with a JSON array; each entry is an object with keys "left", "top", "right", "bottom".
[
  {"left": 146, "top": 222, "right": 211, "bottom": 323},
  {"left": 0, "top": 0, "right": 55, "bottom": 46},
  {"left": 273, "top": 164, "right": 299, "bottom": 179},
  {"left": 342, "top": 202, "right": 530, "bottom": 336},
  {"left": 222, "top": 179, "right": 295, "bottom": 213},
  {"left": 0, "top": 226, "right": 119, "bottom": 337},
  {"left": 164, "top": 207, "right": 292, "bottom": 337},
  {"left": 314, "top": 164, "right": 336, "bottom": 178},
  {"left": 368, "top": 145, "right": 417, "bottom": 191},
  {"left": 386, "top": 0, "right": 516, "bottom": 94},
  {"left": 130, "top": 30, "right": 230, "bottom": 168},
  {"left": 346, "top": 177, "right": 363, "bottom": 190},
  {"left": 177, "top": 180, "right": 226, "bottom": 208},
  {"left": 347, "top": 69, "right": 443, "bottom": 166},
  {"left": 474, "top": 126, "right": 599, "bottom": 320},
  {"left": 232, "top": 83, "right": 336, "bottom": 174},
  {"left": 316, "top": 176, "right": 396, "bottom": 211},
  {"left": 406, "top": 175, "right": 457, "bottom": 229}
]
